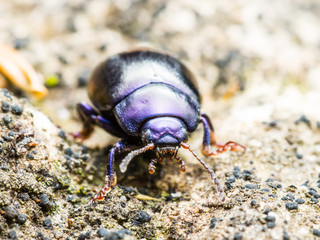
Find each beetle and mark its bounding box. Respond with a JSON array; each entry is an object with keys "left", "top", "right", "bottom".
[{"left": 75, "top": 49, "right": 245, "bottom": 202}]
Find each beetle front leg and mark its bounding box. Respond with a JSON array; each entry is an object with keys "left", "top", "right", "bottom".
[
  {"left": 75, "top": 102, "right": 126, "bottom": 139},
  {"left": 200, "top": 113, "right": 246, "bottom": 157},
  {"left": 93, "top": 140, "right": 137, "bottom": 202},
  {"left": 74, "top": 103, "right": 98, "bottom": 139}
]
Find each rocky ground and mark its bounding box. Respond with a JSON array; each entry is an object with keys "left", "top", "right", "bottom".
[{"left": 1, "top": 0, "right": 320, "bottom": 239}]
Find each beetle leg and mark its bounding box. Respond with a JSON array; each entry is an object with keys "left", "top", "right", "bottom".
[
  {"left": 200, "top": 113, "right": 246, "bottom": 157},
  {"left": 181, "top": 142, "right": 225, "bottom": 201},
  {"left": 75, "top": 102, "right": 126, "bottom": 139},
  {"left": 149, "top": 159, "right": 158, "bottom": 174},
  {"left": 175, "top": 156, "right": 185, "bottom": 173},
  {"left": 74, "top": 103, "right": 97, "bottom": 139},
  {"left": 93, "top": 140, "right": 137, "bottom": 202}
]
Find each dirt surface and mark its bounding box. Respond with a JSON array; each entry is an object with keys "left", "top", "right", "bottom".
[{"left": 1, "top": 0, "right": 320, "bottom": 239}]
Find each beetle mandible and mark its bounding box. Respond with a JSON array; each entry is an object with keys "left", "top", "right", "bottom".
[{"left": 75, "top": 49, "right": 246, "bottom": 202}]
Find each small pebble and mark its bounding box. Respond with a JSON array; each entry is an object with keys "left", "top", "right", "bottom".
[
  {"left": 58, "top": 130, "right": 66, "bottom": 139},
  {"left": 313, "top": 229, "right": 320, "bottom": 237},
  {"left": 311, "top": 197, "right": 318, "bottom": 204},
  {"left": 132, "top": 210, "right": 151, "bottom": 225},
  {"left": 17, "top": 213, "right": 27, "bottom": 224},
  {"left": 66, "top": 195, "right": 75, "bottom": 202},
  {"left": 226, "top": 175, "right": 236, "bottom": 184},
  {"left": 285, "top": 202, "right": 298, "bottom": 210},
  {"left": 281, "top": 193, "right": 295, "bottom": 201},
  {"left": 233, "top": 233, "right": 242, "bottom": 240},
  {"left": 97, "top": 228, "right": 108, "bottom": 237},
  {"left": 11, "top": 104, "right": 23, "bottom": 115},
  {"left": 242, "top": 170, "right": 253, "bottom": 180},
  {"left": 1, "top": 101, "right": 10, "bottom": 113},
  {"left": 17, "top": 193, "right": 30, "bottom": 201},
  {"left": 39, "top": 193, "right": 53, "bottom": 211},
  {"left": 283, "top": 231, "right": 290, "bottom": 240},
  {"left": 295, "top": 153, "right": 303, "bottom": 159},
  {"left": 263, "top": 208, "right": 272, "bottom": 215},
  {"left": 295, "top": 114, "right": 311, "bottom": 127},
  {"left": 8, "top": 231, "right": 17, "bottom": 239},
  {"left": 26, "top": 153, "right": 34, "bottom": 160},
  {"left": 4, "top": 206, "right": 19, "bottom": 220},
  {"left": 117, "top": 229, "right": 131, "bottom": 238},
  {"left": 250, "top": 199, "right": 258, "bottom": 207},
  {"left": 209, "top": 218, "right": 217, "bottom": 229},
  {"left": 233, "top": 166, "right": 242, "bottom": 178},
  {"left": 77, "top": 69, "right": 90, "bottom": 87},
  {"left": 43, "top": 219, "right": 53, "bottom": 228},
  {"left": 267, "top": 221, "right": 275, "bottom": 228},
  {"left": 77, "top": 231, "right": 91, "bottom": 240},
  {"left": 266, "top": 215, "right": 276, "bottom": 223},
  {"left": 64, "top": 147, "right": 74, "bottom": 156},
  {"left": 245, "top": 184, "right": 259, "bottom": 190},
  {"left": 120, "top": 202, "right": 126, "bottom": 208},
  {"left": 295, "top": 198, "right": 305, "bottom": 204},
  {"left": 3, "top": 115, "right": 11, "bottom": 124}
]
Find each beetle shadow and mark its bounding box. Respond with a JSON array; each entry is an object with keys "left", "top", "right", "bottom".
[{"left": 115, "top": 151, "right": 165, "bottom": 197}]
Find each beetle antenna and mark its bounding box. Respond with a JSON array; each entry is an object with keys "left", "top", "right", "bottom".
[
  {"left": 119, "top": 143, "right": 155, "bottom": 173},
  {"left": 181, "top": 142, "right": 225, "bottom": 201}
]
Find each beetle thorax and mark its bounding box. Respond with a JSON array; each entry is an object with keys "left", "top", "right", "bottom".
[{"left": 141, "top": 117, "right": 188, "bottom": 147}]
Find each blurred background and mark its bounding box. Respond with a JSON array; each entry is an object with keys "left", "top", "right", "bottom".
[{"left": 1, "top": 0, "right": 320, "bottom": 138}]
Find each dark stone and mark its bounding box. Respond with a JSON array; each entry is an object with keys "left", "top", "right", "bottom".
[
  {"left": 234, "top": 233, "right": 242, "bottom": 240},
  {"left": 233, "top": 166, "right": 242, "bottom": 178},
  {"left": 311, "top": 197, "right": 318, "bottom": 204},
  {"left": 242, "top": 170, "right": 253, "bottom": 180},
  {"left": 209, "top": 218, "right": 218, "bottom": 229},
  {"left": 295, "top": 114, "right": 311, "bottom": 127},
  {"left": 283, "top": 231, "right": 290, "bottom": 240},
  {"left": 267, "top": 221, "right": 275, "bottom": 228},
  {"left": 78, "top": 231, "right": 91, "bottom": 240},
  {"left": 26, "top": 153, "right": 34, "bottom": 160},
  {"left": 3, "top": 115, "right": 11, "bottom": 124},
  {"left": 295, "top": 198, "right": 305, "bottom": 204},
  {"left": 8, "top": 231, "right": 17, "bottom": 239},
  {"left": 17, "top": 193, "right": 30, "bottom": 201},
  {"left": 11, "top": 104, "right": 23, "bottom": 115},
  {"left": 266, "top": 215, "right": 276, "bottom": 222},
  {"left": 64, "top": 147, "right": 74, "bottom": 156},
  {"left": 281, "top": 193, "right": 295, "bottom": 201},
  {"left": 250, "top": 199, "right": 258, "bottom": 207},
  {"left": 285, "top": 202, "right": 298, "bottom": 210},
  {"left": 58, "top": 130, "right": 66, "bottom": 139},
  {"left": 103, "top": 232, "right": 120, "bottom": 240},
  {"left": 43, "top": 219, "right": 52, "bottom": 228},
  {"left": 313, "top": 229, "right": 320, "bottom": 237},
  {"left": 97, "top": 228, "right": 108, "bottom": 237},
  {"left": 17, "top": 213, "right": 27, "bottom": 224},
  {"left": 4, "top": 206, "right": 19, "bottom": 220},
  {"left": 39, "top": 193, "right": 53, "bottom": 211},
  {"left": 132, "top": 210, "right": 151, "bottom": 225},
  {"left": 1, "top": 101, "right": 10, "bottom": 113},
  {"left": 245, "top": 184, "right": 259, "bottom": 190},
  {"left": 77, "top": 69, "right": 90, "bottom": 87},
  {"left": 117, "top": 229, "right": 131, "bottom": 238}
]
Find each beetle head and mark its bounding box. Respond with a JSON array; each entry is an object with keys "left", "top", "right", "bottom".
[{"left": 141, "top": 117, "right": 188, "bottom": 152}]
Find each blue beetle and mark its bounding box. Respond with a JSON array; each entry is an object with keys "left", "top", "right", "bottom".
[{"left": 75, "top": 49, "right": 245, "bottom": 202}]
